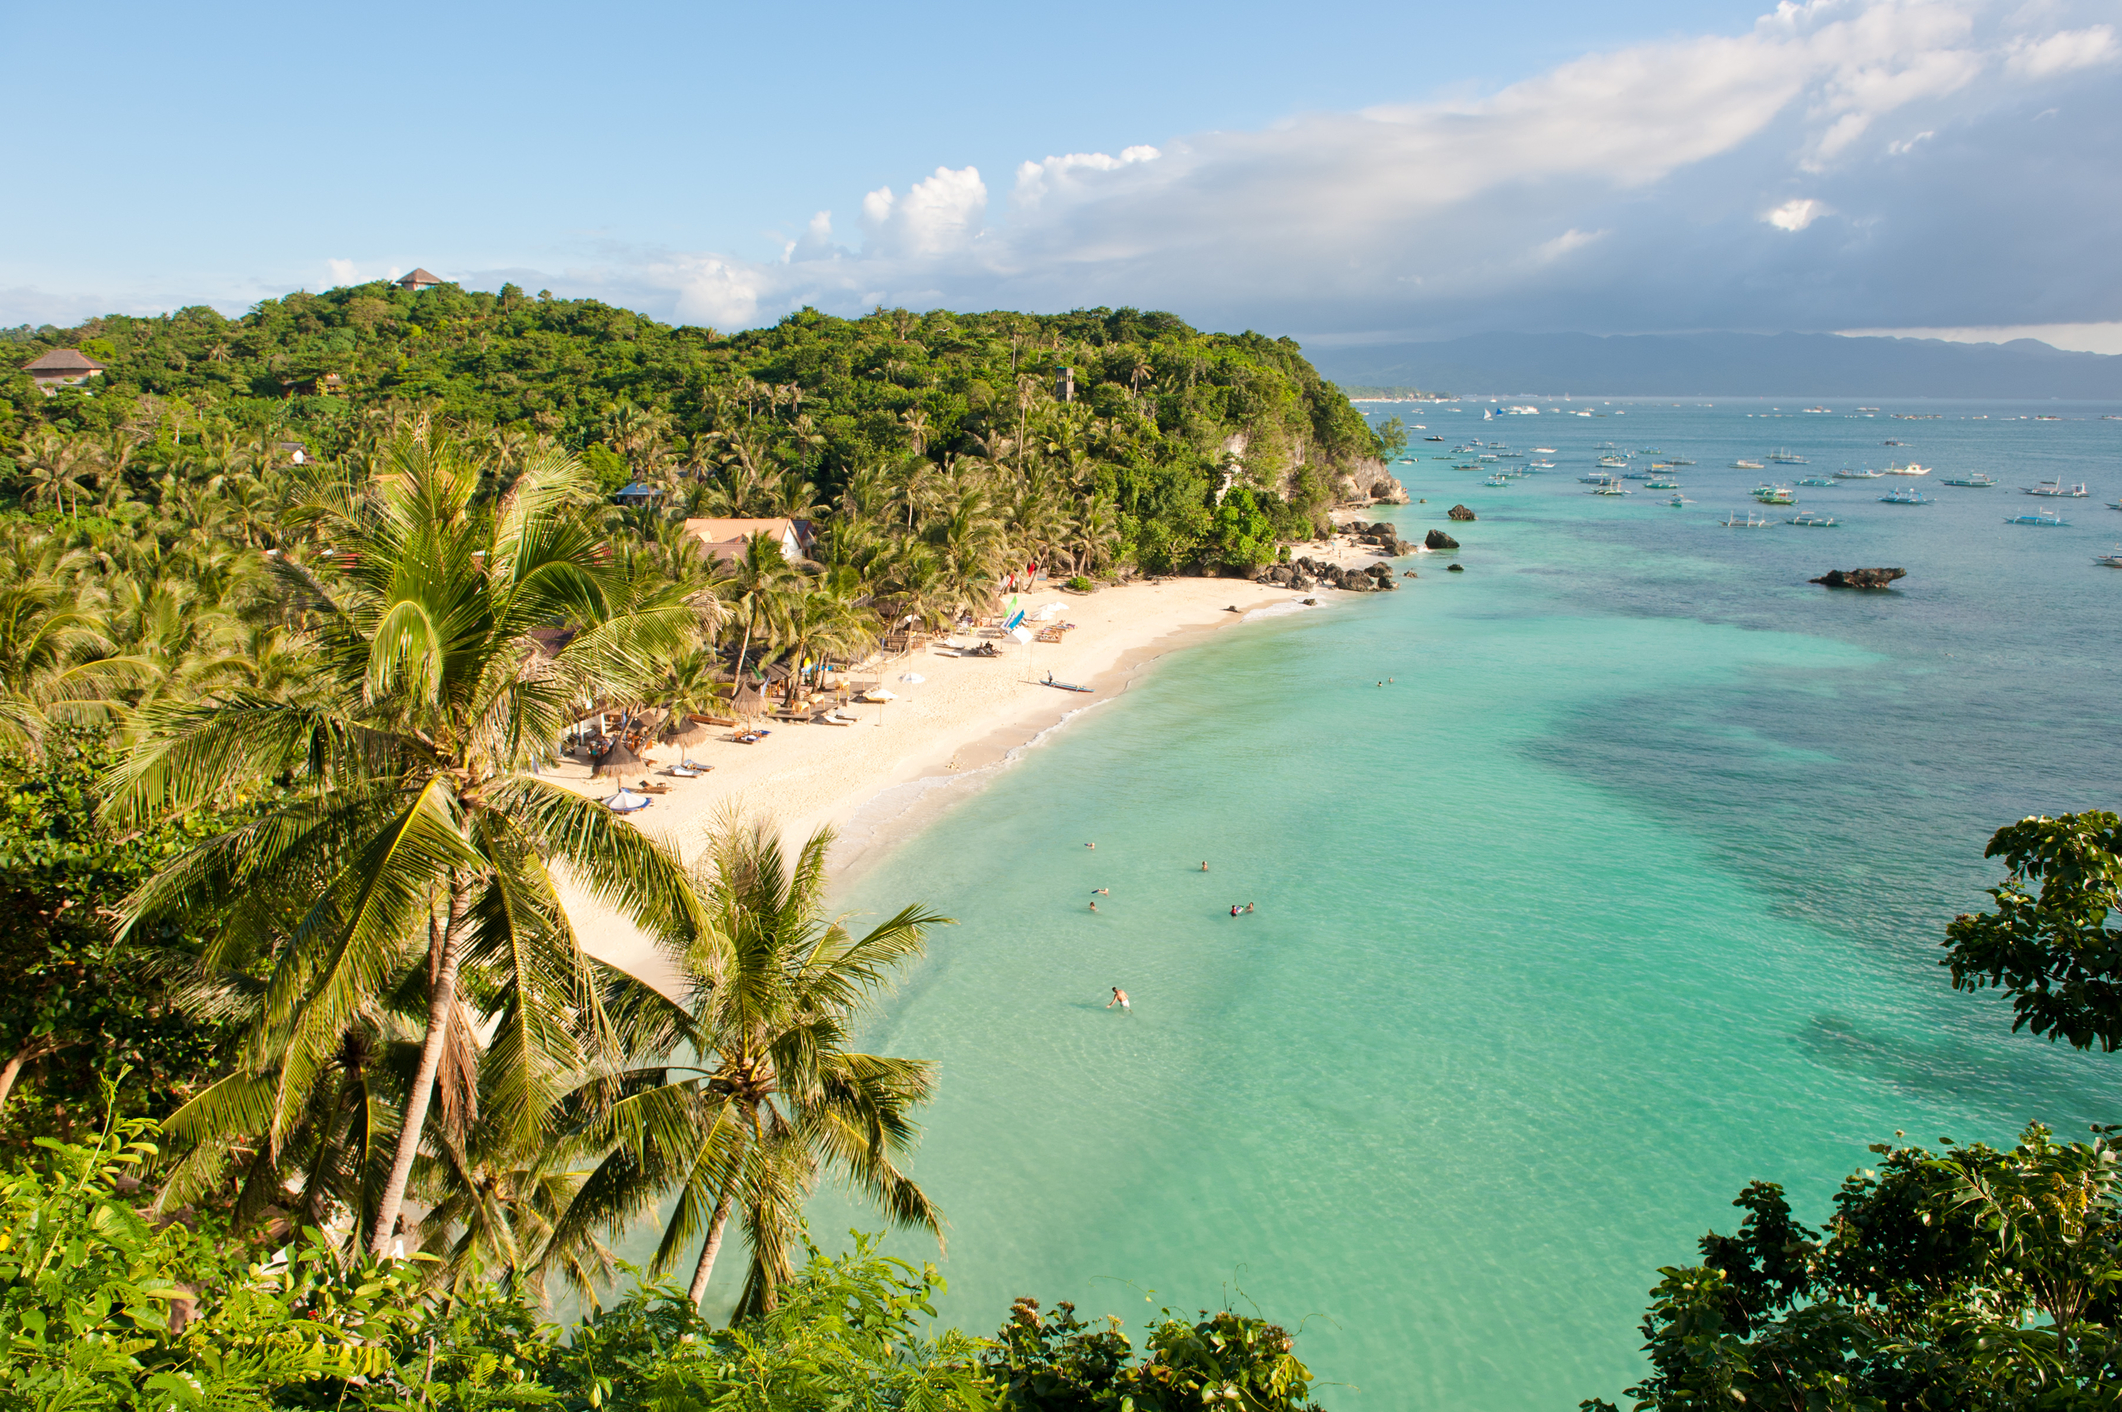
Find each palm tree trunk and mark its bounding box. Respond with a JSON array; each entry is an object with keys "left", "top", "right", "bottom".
[
  {"left": 369, "top": 881, "right": 472, "bottom": 1257},
  {"left": 0, "top": 1035, "right": 63, "bottom": 1107},
  {"left": 687, "top": 1170, "right": 741, "bottom": 1309}
]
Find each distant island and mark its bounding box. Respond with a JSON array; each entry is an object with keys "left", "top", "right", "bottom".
[{"left": 1309, "top": 330, "right": 2122, "bottom": 399}]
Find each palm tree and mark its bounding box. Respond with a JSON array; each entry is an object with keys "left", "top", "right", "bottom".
[
  {"left": 774, "top": 588, "right": 873, "bottom": 707},
  {"left": 109, "top": 430, "right": 716, "bottom": 1258},
  {"left": 572, "top": 815, "right": 947, "bottom": 1318},
  {"left": 719, "top": 532, "right": 797, "bottom": 690}
]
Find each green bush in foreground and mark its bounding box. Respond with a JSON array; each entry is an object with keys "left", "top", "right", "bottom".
[{"left": 3, "top": 1108, "right": 1324, "bottom": 1411}]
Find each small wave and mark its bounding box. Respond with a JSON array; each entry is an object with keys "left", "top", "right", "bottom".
[{"left": 1244, "top": 600, "right": 1319, "bottom": 622}]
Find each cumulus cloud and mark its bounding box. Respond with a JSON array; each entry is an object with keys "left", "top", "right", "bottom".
[
  {"left": 570, "top": 0, "right": 2118, "bottom": 338},
  {"left": 27, "top": 0, "right": 2103, "bottom": 338},
  {"left": 1767, "top": 198, "right": 1832, "bottom": 230}
]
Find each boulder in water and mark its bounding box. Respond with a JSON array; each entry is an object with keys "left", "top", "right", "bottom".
[
  {"left": 1447, "top": 563, "right": 1465, "bottom": 573},
  {"left": 1447, "top": 504, "right": 1477, "bottom": 522},
  {"left": 1811, "top": 567, "right": 1907, "bottom": 589},
  {"left": 1424, "top": 529, "right": 1459, "bottom": 550}
]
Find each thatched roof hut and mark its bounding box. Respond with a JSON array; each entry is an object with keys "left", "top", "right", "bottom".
[
  {"left": 590, "top": 740, "right": 644, "bottom": 778},
  {"left": 659, "top": 714, "right": 712, "bottom": 748},
  {"left": 730, "top": 682, "right": 767, "bottom": 719}
]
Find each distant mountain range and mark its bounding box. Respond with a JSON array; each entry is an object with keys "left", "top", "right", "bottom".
[{"left": 1306, "top": 332, "right": 2122, "bottom": 399}]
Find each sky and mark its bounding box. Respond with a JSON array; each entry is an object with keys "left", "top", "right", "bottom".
[{"left": 4, "top": 0, "right": 2118, "bottom": 349}]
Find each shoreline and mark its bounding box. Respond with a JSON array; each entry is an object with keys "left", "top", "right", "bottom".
[{"left": 553, "top": 575, "right": 1339, "bottom": 990}]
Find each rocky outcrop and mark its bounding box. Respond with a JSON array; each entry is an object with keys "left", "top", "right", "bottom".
[
  {"left": 1368, "top": 474, "right": 1411, "bottom": 505},
  {"left": 1811, "top": 567, "right": 1907, "bottom": 589},
  {"left": 1343, "top": 520, "right": 1411, "bottom": 554},
  {"left": 1261, "top": 556, "right": 1402, "bottom": 592},
  {"left": 1447, "top": 504, "right": 1477, "bottom": 522},
  {"left": 1447, "top": 563, "right": 1465, "bottom": 572},
  {"left": 1424, "top": 529, "right": 1458, "bottom": 551}
]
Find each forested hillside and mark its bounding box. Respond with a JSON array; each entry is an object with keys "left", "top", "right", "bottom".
[{"left": 4, "top": 284, "right": 1391, "bottom": 574}]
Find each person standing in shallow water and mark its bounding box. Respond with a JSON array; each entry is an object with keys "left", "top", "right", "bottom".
[{"left": 1108, "top": 987, "right": 1130, "bottom": 1012}]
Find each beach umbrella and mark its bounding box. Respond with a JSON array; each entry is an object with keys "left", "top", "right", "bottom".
[
  {"left": 865, "top": 686, "right": 898, "bottom": 726},
  {"left": 603, "top": 788, "right": 650, "bottom": 813},
  {"left": 590, "top": 740, "right": 643, "bottom": 778},
  {"left": 659, "top": 714, "right": 711, "bottom": 747},
  {"left": 731, "top": 681, "right": 767, "bottom": 719}
]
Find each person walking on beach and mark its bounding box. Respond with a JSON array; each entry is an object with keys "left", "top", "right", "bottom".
[{"left": 1108, "top": 987, "right": 1130, "bottom": 1012}]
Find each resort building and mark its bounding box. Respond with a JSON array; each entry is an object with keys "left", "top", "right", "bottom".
[
  {"left": 613, "top": 480, "right": 665, "bottom": 507},
  {"left": 397, "top": 268, "right": 445, "bottom": 291},
  {"left": 21, "top": 348, "right": 105, "bottom": 394},
  {"left": 681, "top": 516, "right": 807, "bottom": 564}
]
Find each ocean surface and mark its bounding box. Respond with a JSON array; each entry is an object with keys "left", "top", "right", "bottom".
[{"left": 758, "top": 400, "right": 2122, "bottom": 1406}]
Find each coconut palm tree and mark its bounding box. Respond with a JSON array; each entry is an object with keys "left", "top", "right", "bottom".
[
  {"left": 561, "top": 815, "right": 947, "bottom": 1319},
  {"left": 774, "top": 588, "right": 873, "bottom": 707},
  {"left": 719, "top": 531, "right": 798, "bottom": 690},
  {"left": 109, "top": 430, "right": 716, "bottom": 1258}
]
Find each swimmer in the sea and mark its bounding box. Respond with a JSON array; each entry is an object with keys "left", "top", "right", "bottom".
[{"left": 1108, "top": 987, "right": 1130, "bottom": 1012}]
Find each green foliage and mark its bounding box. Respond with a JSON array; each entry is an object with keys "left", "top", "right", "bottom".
[
  {"left": 983, "top": 1296, "right": 1320, "bottom": 1412},
  {"left": 1943, "top": 811, "right": 2122, "bottom": 1052},
  {"left": 4, "top": 295, "right": 1381, "bottom": 576},
  {"left": 0, "top": 728, "right": 250, "bottom": 1145},
  {"left": 2, "top": 1116, "right": 1002, "bottom": 1411},
  {"left": 0, "top": 1104, "right": 416, "bottom": 1411}
]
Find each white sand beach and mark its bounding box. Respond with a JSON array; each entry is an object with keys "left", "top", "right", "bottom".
[{"left": 552, "top": 575, "right": 1327, "bottom": 988}]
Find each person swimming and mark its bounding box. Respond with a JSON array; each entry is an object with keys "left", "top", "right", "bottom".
[
  {"left": 1089, "top": 901, "right": 1099, "bottom": 911},
  {"left": 1200, "top": 861, "right": 1209, "bottom": 872},
  {"left": 1230, "top": 904, "right": 1239, "bottom": 916},
  {"left": 1246, "top": 902, "right": 1255, "bottom": 913},
  {"left": 1108, "top": 987, "right": 1130, "bottom": 1012},
  {"left": 1091, "top": 888, "right": 1109, "bottom": 895},
  {"left": 1085, "top": 842, "right": 1095, "bottom": 849}
]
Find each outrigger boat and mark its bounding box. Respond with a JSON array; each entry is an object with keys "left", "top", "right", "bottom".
[
  {"left": 1788, "top": 511, "right": 1838, "bottom": 527},
  {"left": 1041, "top": 673, "right": 1093, "bottom": 692},
  {"left": 1883, "top": 462, "right": 1931, "bottom": 476},
  {"left": 2023, "top": 479, "right": 2090, "bottom": 497},
  {"left": 1752, "top": 484, "right": 1797, "bottom": 504},
  {"left": 2006, "top": 511, "right": 2070, "bottom": 527},
  {"left": 1941, "top": 472, "right": 1998, "bottom": 487},
  {"left": 1769, "top": 448, "right": 1810, "bottom": 464},
  {"left": 1879, "top": 488, "right": 1933, "bottom": 505},
  {"left": 1835, "top": 467, "right": 1885, "bottom": 479},
  {"left": 1732, "top": 459, "right": 1766, "bottom": 470},
  {"left": 2097, "top": 545, "right": 2122, "bottom": 567},
  {"left": 1798, "top": 477, "right": 1836, "bottom": 487},
  {"left": 1722, "top": 510, "right": 1774, "bottom": 527}
]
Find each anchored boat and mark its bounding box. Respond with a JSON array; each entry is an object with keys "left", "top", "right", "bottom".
[
  {"left": 2024, "top": 479, "right": 2090, "bottom": 498},
  {"left": 1941, "top": 473, "right": 1998, "bottom": 487},
  {"left": 2006, "top": 511, "right": 2071, "bottom": 527}
]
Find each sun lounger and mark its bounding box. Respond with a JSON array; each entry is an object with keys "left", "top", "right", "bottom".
[
  {"left": 679, "top": 759, "right": 713, "bottom": 772},
  {"left": 819, "top": 709, "right": 859, "bottom": 726},
  {"left": 729, "top": 729, "right": 773, "bottom": 744},
  {"left": 635, "top": 782, "right": 672, "bottom": 794}
]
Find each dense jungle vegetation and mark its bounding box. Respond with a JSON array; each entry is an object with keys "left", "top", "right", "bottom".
[{"left": 3, "top": 283, "right": 1395, "bottom": 579}]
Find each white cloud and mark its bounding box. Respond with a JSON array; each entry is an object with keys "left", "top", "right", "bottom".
[
  {"left": 326, "top": 258, "right": 360, "bottom": 286},
  {"left": 12, "top": 0, "right": 2117, "bottom": 338},
  {"left": 860, "top": 166, "right": 988, "bottom": 256},
  {"left": 1767, "top": 197, "right": 1832, "bottom": 230},
  {"left": 1535, "top": 228, "right": 1606, "bottom": 261},
  {"left": 2005, "top": 24, "right": 2118, "bottom": 76}
]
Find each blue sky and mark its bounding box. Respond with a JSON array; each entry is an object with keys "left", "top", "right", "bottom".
[{"left": 5, "top": 0, "right": 2118, "bottom": 347}]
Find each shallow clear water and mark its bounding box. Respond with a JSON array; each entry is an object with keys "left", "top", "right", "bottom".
[{"left": 778, "top": 400, "right": 2122, "bottom": 1406}]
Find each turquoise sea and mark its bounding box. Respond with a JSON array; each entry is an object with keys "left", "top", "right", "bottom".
[{"left": 775, "top": 400, "right": 2122, "bottom": 1406}]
